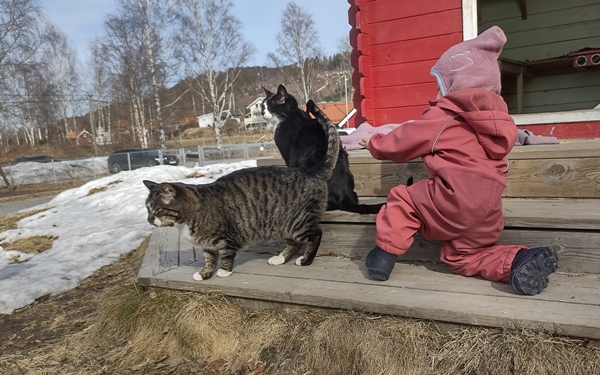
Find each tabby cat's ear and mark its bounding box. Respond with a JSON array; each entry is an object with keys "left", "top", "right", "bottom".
[
  {"left": 160, "top": 183, "right": 177, "bottom": 197},
  {"left": 143, "top": 180, "right": 158, "bottom": 190},
  {"left": 262, "top": 86, "right": 274, "bottom": 97}
]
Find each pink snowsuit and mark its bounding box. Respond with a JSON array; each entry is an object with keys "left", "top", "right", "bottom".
[{"left": 366, "top": 26, "right": 526, "bottom": 283}]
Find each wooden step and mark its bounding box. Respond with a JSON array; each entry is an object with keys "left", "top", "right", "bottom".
[
  {"left": 324, "top": 197, "right": 600, "bottom": 230},
  {"left": 257, "top": 139, "right": 600, "bottom": 199},
  {"left": 138, "top": 227, "right": 600, "bottom": 340}
]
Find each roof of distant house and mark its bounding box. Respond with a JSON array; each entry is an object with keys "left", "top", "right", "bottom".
[{"left": 301, "top": 101, "right": 355, "bottom": 125}]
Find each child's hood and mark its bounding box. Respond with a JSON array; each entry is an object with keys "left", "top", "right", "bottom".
[
  {"left": 430, "top": 26, "right": 506, "bottom": 96},
  {"left": 437, "top": 89, "right": 517, "bottom": 160}
]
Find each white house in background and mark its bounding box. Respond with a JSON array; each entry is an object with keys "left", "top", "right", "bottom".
[
  {"left": 244, "top": 97, "right": 273, "bottom": 131},
  {"left": 197, "top": 110, "right": 243, "bottom": 128},
  {"left": 197, "top": 113, "right": 214, "bottom": 128}
]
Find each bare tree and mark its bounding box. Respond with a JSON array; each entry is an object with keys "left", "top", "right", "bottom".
[
  {"left": 267, "top": 1, "right": 322, "bottom": 103},
  {"left": 174, "top": 0, "right": 255, "bottom": 149},
  {"left": 0, "top": 0, "right": 43, "bottom": 81},
  {"left": 40, "top": 24, "right": 81, "bottom": 141},
  {"left": 335, "top": 35, "right": 352, "bottom": 72},
  {"left": 118, "top": 0, "right": 176, "bottom": 151},
  {"left": 4, "top": 58, "right": 55, "bottom": 146},
  {"left": 100, "top": 12, "right": 151, "bottom": 148},
  {"left": 90, "top": 40, "right": 115, "bottom": 145},
  {"left": 0, "top": 0, "right": 44, "bottom": 147}
]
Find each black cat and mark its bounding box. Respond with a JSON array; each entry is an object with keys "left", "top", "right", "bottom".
[{"left": 262, "top": 84, "right": 384, "bottom": 214}]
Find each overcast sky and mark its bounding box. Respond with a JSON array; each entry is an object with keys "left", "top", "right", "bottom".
[{"left": 40, "top": 0, "right": 352, "bottom": 66}]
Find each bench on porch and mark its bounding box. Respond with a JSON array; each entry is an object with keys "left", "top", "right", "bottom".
[{"left": 138, "top": 139, "right": 600, "bottom": 340}]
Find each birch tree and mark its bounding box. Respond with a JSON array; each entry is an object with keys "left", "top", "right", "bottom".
[
  {"left": 100, "top": 12, "right": 150, "bottom": 148},
  {"left": 0, "top": 0, "right": 44, "bottom": 145},
  {"left": 90, "top": 40, "right": 114, "bottom": 145},
  {"left": 40, "top": 24, "right": 80, "bottom": 141},
  {"left": 174, "top": 0, "right": 255, "bottom": 149},
  {"left": 267, "top": 1, "right": 322, "bottom": 103},
  {"left": 118, "top": 0, "right": 176, "bottom": 150}
]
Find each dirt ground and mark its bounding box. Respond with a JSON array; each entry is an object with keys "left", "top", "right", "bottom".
[{"left": 0, "top": 236, "right": 151, "bottom": 374}]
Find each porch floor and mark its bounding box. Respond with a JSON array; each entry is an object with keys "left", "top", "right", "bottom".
[{"left": 138, "top": 227, "right": 600, "bottom": 340}]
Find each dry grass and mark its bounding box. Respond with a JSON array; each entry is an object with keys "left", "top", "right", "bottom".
[
  {"left": 0, "top": 209, "right": 46, "bottom": 232},
  {"left": 73, "top": 286, "right": 600, "bottom": 375},
  {"left": 2, "top": 236, "right": 57, "bottom": 254},
  {"left": 1, "top": 235, "right": 599, "bottom": 375},
  {"left": 0, "top": 209, "right": 57, "bottom": 256}
]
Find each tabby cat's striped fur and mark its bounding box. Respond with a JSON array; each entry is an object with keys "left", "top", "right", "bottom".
[{"left": 143, "top": 100, "right": 339, "bottom": 281}]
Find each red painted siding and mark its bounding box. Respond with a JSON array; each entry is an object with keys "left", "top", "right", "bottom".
[
  {"left": 347, "top": 1, "right": 600, "bottom": 137},
  {"left": 348, "top": 0, "right": 463, "bottom": 127}
]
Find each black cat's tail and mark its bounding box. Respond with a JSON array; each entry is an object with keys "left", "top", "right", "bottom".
[
  {"left": 340, "top": 202, "right": 386, "bottom": 214},
  {"left": 305, "top": 100, "right": 340, "bottom": 180}
]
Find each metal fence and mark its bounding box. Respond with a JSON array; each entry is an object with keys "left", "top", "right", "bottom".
[
  {"left": 175, "top": 141, "right": 279, "bottom": 167},
  {"left": 0, "top": 156, "right": 108, "bottom": 188},
  {"left": 0, "top": 142, "right": 280, "bottom": 188}
]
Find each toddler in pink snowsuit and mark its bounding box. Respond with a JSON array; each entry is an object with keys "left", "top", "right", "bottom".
[{"left": 360, "top": 26, "right": 558, "bottom": 295}]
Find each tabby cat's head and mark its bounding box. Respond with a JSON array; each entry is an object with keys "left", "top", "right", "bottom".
[
  {"left": 143, "top": 180, "right": 187, "bottom": 227},
  {"left": 261, "top": 84, "right": 299, "bottom": 120}
]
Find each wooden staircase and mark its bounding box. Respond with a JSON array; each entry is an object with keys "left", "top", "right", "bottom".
[{"left": 138, "top": 139, "right": 600, "bottom": 339}]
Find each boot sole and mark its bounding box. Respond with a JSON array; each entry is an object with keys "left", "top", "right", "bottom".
[{"left": 510, "top": 247, "right": 558, "bottom": 295}]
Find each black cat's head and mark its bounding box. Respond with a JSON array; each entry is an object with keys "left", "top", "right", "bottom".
[{"left": 261, "top": 84, "right": 299, "bottom": 120}]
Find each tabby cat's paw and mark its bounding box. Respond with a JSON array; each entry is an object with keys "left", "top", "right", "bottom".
[
  {"left": 193, "top": 269, "right": 214, "bottom": 281},
  {"left": 295, "top": 256, "right": 305, "bottom": 266},
  {"left": 216, "top": 269, "right": 233, "bottom": 278},
  {"left": 268, "top": 255, "right": 286, "bottom": 266}
]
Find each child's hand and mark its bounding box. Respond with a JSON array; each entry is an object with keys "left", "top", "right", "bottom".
[{"left": 358, "top": 136, "right": 370, "bottom": 149}]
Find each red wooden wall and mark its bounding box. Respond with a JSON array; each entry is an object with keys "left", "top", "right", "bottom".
[{"left": 348, "top": 0, "right": 463, "bottom": 127}]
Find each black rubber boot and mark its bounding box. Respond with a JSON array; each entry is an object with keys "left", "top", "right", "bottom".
[
  {"left": 509, "top": 246, "right": 559, "bottom": 295},
  {"left": 365, "top": 246, "right": 397, "bottom": 281}
]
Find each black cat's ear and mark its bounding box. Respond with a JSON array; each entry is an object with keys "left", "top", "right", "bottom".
[
  {"left": 306, "top": 100, "right": 316, "bottom": 115},
  {"left": 261, "top": 86, "right": 273, "bottom": 97},
  {"left": 277, "top": 84, "right": 288, "bottom": 97},
  {"left": 275, "top": 84, "right": 288, "bottom": 104},
  {"left": 143, "top": 180, "right": 158, "bottom": 190}
]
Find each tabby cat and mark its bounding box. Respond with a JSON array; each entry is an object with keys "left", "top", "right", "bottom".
[
  {"left": 262, "top": 84, "right": 384, "bottom": 214},
  {"left": 143, "top": 100, "right": 338, "bottom": 281}
]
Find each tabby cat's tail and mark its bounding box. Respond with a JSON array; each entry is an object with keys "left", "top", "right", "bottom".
[{"left": 305, "top": 100, "right": 340, "bottom": 180}]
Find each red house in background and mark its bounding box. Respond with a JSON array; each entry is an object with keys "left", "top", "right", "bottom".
[{"left": 348, "top": 0, "right": 600, "bottom": 139}]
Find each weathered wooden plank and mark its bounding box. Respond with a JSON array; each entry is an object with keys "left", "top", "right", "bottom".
[
  {"left": 347, "top": 157, "right": 600, "bottom": 198},
  {"left": 344, "top": 140, "right": 600, "bottom": 163},
  {"left": 175, "top": 255, "right": 600, "bottom": 306},
  {"left": 323, "top": 198, "right": 600, "bottom": 231},
  {"left": 141, "top": 259, "right": 600, "bottom": 340},
  {"left": 350, "top": 161, "right": 428, "bottom": 197},
  {"left": 138, "top": 227, "right": 180, "bottom": 279},
  {"left": 505, "top": 158, "right": 600, "bottom": 198},
  {"left": 256, "top": 140, "right": 600, "bottom": 168},
  {"left": 179, "top": 235, "right": 196, "bottom": 265},
  {"left": 260, "top": 143, "right": 600, "bottom": 189},
  {"left": 502, "top": 198, "right": 600, "bottom": 230},
  {"left": 317, "top": 224, "right": 600, "bottom": 274}
]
